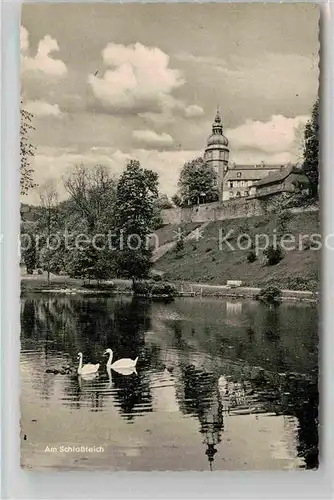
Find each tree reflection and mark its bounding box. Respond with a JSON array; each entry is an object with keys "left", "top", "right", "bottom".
[
  {"left": 111, "top": 370, "right": 152, "bottom": 421},
  {"left": 278, "top": 373, "right": 319, "bottom": 469},
  {"left": 110, "top": 298, "right": 153, "bottom": 420}
]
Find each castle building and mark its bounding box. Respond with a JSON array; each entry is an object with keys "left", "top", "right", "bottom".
[
  {"left": 203, "top": 109, "right": 230, "bottom": 198},
  {"left": 204, "top": 109, "right": 282, "bottom": 202}
]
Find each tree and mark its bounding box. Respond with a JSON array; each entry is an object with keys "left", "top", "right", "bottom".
[
  {"left": 21, "top": 232, "right": 37, "bottom": 274},
  {"left": 263, "top": 245, "right": 284, "bottom": 266},
  {"left": 302, "top": 99, "right": 319, "bottom": 198},
  {"left": 20, "top": 106, "right": 36, "bottom": 195},
  {"left": 66, "top": 241, "right": 115, "bottom": 284},
  {"left": 38, "top": 183, "right": 59, "bottom": 284},
  {"left": 171, "top": 194, "right": 183, "bottom": 207},
  {"left": 63, "top": 165, "right": 118, "bottom": 283},
  {"left": 176, "top": 157, "right": 218, "bottom": 206},
  {"left": 64, "top": 164, "right": 117, "bottom": 232},
  {"left": 156, "top": 194, "right": 173, "bottom": 209},
  {"left": 114, "top": 160, "right": 159, "bottom": 282}
]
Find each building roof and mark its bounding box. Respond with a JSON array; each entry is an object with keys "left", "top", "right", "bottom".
[
  {"left": 207, "top": 133, "right": 229, "bottom": 147},
  {"left": 205, "top": 109, "right": 229, "bottom": 149},
  {"left": 254, "top": 165, "right": 309, "bottom": 187},
  {"left": 229, "top": 164, "right": 282, "bottom": 170},
  {"left": 224, "top": 165, "right": 282, "bottom": 182}
]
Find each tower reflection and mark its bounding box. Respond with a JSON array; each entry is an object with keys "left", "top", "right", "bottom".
[{"left": 177, "top": 365, "right": 224, "bottom": 470}]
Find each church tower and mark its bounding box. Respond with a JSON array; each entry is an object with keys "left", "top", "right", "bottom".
[{"left": 204, "top": 108, "right": 229, "bottom": 201}]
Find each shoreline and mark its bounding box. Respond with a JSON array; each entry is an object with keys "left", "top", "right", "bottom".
[{"left": 21, "top": 276, "right": 318, "bottom": 303}]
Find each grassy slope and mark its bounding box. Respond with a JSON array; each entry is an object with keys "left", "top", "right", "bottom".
[
  {"left": 149, "top": 222, "right": 200, "bottom": 248},
  {"left": 155, "top": 211, "right": 320, "bottom": 291}
]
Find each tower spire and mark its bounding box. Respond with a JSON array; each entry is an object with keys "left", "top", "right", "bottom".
[{"left": 214, "top": 106, "right": 221, "bottom": 124}]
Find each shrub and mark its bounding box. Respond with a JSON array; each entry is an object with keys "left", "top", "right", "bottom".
[
  {"left": 277, "top": 210, "right": 292, "bottom": 233},
  {"left": 132, "top": 280, "right": 177, "bottom": 298},
  {"left": 263, "top": 245, "right": 284, "bottom": 266},
  {"left": 256, "top": 286, "right": 282, "bottom": 304},
  {"left": 151, "top": 282, "right": 177, "bottom": 297},
  {"left": 175, "top": 238, "right": 184, "bottom": 252},
  {"left": 284, "top": 276, "right": 314, "bottom": 291},
  {"left": 132, "top": 280, "right": 153, "bottom": 296},
  {"left": 247, "top": 251, "right": 257, "bottom": 263},
  {"left": 303, "top": 240, "right": 311, "bottom": 251},
  {"left": 151, "top": 273, "right": 163, "bottom": 282},
  {"left": 278, "top": 210, "right": 292, "bottom": 224}
]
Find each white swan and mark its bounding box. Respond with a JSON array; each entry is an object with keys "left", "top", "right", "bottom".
[
  {"left": 112, "top": 365, "right": 137, "bottom": 376},
  {"left": 104, "top": 348, "right": 138, "bottom": 371},
  {"left": 77, "top": 352, "right": 100, "bottom": 375}
]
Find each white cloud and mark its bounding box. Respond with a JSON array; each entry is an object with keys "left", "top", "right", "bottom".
[
  {"left": 132, "top": 130, "right": 174, "bottom": 149},
  {"left": 226, "top": 115, "right": 309, "bottom": 154},
  {"left": 89, "top": 42, "right": 184, "bottom": 113},
  {"left": 21, "top": 26, "right": 67, "bottom": 79},
  {"left": 88, "top": 42, "right": 203, "bottom": 119},
  {"left": 24, "top": 100, "right": 65, "bottom": 119},
  {"left": 184, "top": 104, "right": 204, "bottom": 118}
]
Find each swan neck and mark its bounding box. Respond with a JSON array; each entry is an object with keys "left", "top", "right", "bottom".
[
  {"left": 107, "top": 351, "right": 113, "bottom": 366},
  {"left": 78, "top": 355, "right": 83, "bottom": 372}
]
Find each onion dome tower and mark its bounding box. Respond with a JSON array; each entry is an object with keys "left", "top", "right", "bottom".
[{"left": 204, "top": 107, "right": 229, "bottom": 201}]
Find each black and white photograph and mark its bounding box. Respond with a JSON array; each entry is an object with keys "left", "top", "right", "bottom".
[{"left": 20, "top": 3, "right": 319, "bottom": 471}]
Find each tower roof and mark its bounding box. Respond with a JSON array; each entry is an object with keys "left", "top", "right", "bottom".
[
  {"left": 206, "top": 108, "right": 229, "bottom": 148},
  {"left": 214, "top": 108, "right": 222, "bottom": 124}
]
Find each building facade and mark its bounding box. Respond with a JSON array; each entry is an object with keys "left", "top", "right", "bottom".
[
  {"left": 203, "top": 109, "right": 229, "bottom": 201},
  {"left": 251, "top": 164, "right": 310, "bottom": 198},
  {"left": 203, "top": 110, "right": 282, "bottom": 202}
]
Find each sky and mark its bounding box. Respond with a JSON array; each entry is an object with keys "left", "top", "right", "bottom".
[{"left": 21, "top": 3, "right": 319, "bottom": 204}]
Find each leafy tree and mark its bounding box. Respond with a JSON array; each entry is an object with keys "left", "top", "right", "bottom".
[
  {"left": 38, "top": 235, "right": 67, "bottom": 276},
  {"left": 256, "top": 286, "right": 282, "bottom": 305},
  {"left": 156, "top": 194, "right": 173, "bottom": 209},
  {"left": 247, "top": 251, "right": 257, "bottom": 263},
  {"left": 114, "top": 160, "right": 159, "bottom": 282},
  {"left": 302, "top": 99, "right": 319, "bottom": 198},
  {"left": 176, "top": 157, "right": 218, "bottom": 206},
  {"left": 263, "top": 245, "right": 284, "bottom": 266},
  {"left": 61, "top": 165, "right": 118, "bottom": 283},
  {"left": 20, "top": 106, "right": 36, "bottom": 195},
  {"left": 175, "top": 233, "right": 184, "bottom": 253},
  {"left": 64, "top": 164, "right": 117, "bottom": 232},
  {"left": 37, "top": 183, "right": 59, "bottom": 284},
  {"left": 66, "top": 241, "right": 114, "bottom": 284},
  {"left": 171, "top": 194, "right": 183, "bottom": 207},
  {"left": 21, "top": 232, "right": 37, "bottom": 274}
]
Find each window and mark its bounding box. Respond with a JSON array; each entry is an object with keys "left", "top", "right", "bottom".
[
  {"left": 229, "top": 191, "right": 234, "bottom": 198},
  {"left": 229, "top": 181, "right": 233, "bottom": 188},
  {"left": 237, "top": 172, "right": 242, "bottom": 178},
  {"left": 236, "top": 191, "right": 241, "bottom": 197}
]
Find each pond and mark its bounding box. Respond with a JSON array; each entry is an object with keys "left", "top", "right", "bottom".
[{"left": 20, "top": 295, "right": 318, "bottom": 471}]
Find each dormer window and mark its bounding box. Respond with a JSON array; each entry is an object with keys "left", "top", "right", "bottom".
[{"left": 237, "top": 172, "right": 242, "bottom": 178}]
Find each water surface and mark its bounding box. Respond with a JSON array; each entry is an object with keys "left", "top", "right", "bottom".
[{"left": 20, "top": 295, "right": 318, "bottom": 471}]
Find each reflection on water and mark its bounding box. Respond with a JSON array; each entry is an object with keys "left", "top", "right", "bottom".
[{"left": 20, "top": 295, "right": 318, "bottom": 471}]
